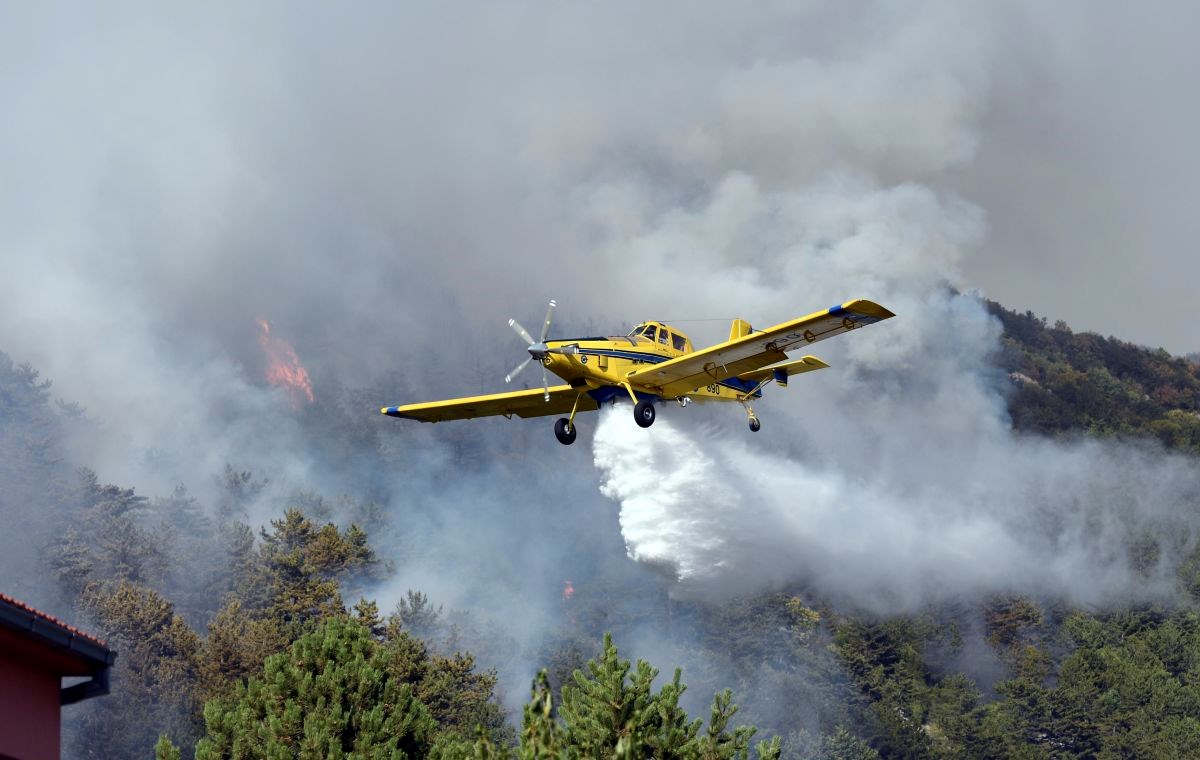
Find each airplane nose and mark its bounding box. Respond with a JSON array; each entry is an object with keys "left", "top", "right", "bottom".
[{"left": 528, "top": 342, "right": 549, "bottom": 359}]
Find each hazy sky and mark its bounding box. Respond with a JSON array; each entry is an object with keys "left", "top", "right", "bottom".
[
  {"left": 2, "top": 3, "right": 1197, "bottom": 382},
  {"left": 949, "top": 3, "right": 1200, "bottom": 353}
]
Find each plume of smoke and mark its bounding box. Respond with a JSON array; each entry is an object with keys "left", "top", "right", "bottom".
[
  {"left": 585, "top": 167, "right": 1200, "bottom": 613},
  {"left": 596, "top": 408, "right": 1200, "bottom": 611}
]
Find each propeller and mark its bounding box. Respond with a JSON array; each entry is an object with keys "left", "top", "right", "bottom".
[{"left": 506, "top": 299, "right": 573, "bottom": 401}]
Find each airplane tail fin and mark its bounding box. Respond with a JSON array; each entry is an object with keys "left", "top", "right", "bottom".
[{"left": 729, "top": 318, "right": 753, "bottom": 342}]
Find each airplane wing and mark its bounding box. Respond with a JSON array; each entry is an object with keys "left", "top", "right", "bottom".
[
  {"left": 381, "top": 385, "right": 599, "bottom": 423},
  {"left": 629, "top": 299, "right": 894, "bottom": 398}
]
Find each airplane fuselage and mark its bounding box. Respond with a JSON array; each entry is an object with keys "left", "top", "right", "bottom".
[{"left": 539, "top": 321, "right": 756, "bottom": 405}]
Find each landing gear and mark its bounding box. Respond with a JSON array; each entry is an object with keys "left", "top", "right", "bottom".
[
  {"left": 554, "top": 417, "right": 577, "bottom": 445},
  {"left": 634, "top": 400, "right": 656, "bottom": 428},
  {"left": 740, "top": 398, "right": 761, "bottom": 432},
  {"left": 554, "top": 392, "right": 586, "bottom": 446}
]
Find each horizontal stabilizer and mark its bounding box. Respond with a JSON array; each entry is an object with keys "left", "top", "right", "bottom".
[{"left": 737, "top": 355, "right": 829, "bottom": 386}]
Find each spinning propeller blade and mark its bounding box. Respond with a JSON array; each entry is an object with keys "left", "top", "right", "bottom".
[
  {"left": 508, "top": 318, "right": 535, "bottom": 345},
  {"left": 506, "top": 300, "right": 559, "bottom": 402},
  {"left": 505, "top": 356, "right": 533, "bottom": 384},
  {"left": 540, "top": 299, "right": 556, "bottom": 343}
]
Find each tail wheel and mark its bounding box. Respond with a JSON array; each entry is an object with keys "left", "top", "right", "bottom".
[
  {"left": 748, "top": 416, "right": 761, "bottom": 432},
  {"left": 554, "top": 417, "right": 577, "bottom": 445},
  {"left": 634, "top": 400, "right": 656, "bottom": 428}
]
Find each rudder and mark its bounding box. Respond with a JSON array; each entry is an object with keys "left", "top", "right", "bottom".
[{"left": 729, "top": 318, "right": 753, "bottom": 342}]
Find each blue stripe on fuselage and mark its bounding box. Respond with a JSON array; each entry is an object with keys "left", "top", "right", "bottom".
[{"left": 575, "top": 347, "right": 669, "bottom": 364}]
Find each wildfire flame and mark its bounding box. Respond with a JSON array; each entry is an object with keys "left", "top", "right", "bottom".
[
  {"left": 256, "top": 318, "right": 315, "bottom": 408},
  {"left": 562, "top": 580, "right": 575, "bottom": 601}
]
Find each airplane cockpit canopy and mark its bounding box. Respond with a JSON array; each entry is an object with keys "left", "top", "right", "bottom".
[
  {"left": 628, "top": 322, "right": 690, "bottom": 352},
  {"left": 628, "top": 323, "right": 655, "bottom": 341}
]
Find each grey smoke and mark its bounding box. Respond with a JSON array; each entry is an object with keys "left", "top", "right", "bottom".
[{"left": 2, "top": 0, "right": 1199, "bottom": 716}]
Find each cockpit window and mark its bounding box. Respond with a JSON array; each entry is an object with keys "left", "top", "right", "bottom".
[
  {"left": 672, "top": 334, "right": 687, "bottom": 351},
  {"left": 658, "top": 329, "right": 669, "bottom": 345},
  {"left": 642, "top": 325, "right": 657, "bottom": 343}
]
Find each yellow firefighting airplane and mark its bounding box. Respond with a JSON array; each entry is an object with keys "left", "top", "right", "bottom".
[{"left": 381, "top": 299, "right": 894, "bottom": 445}]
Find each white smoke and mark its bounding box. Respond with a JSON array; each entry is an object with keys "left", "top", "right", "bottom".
[
  {"left": 594, "top": 365, "right": 1200, "bottom": 612},
  {"left": 584, "top": 158, "right": 1200, "bottom": 613}
]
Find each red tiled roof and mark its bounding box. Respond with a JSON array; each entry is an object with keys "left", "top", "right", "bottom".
[{"left": 0, "top": 592, "right": 107, "bottom": 648}]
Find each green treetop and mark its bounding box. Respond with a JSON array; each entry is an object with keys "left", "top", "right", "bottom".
[
  {"left": 195, "top": 616, "right": 437, "bottom": 759},
  {"left": 438, "top": 633, "right": 780, "bottom": 760}
]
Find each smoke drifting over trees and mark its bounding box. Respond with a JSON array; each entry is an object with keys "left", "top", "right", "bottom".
[
  {"left": 598, "top": 407, "right": 1200, "bottom": 610},
  {"left": 3, "top": 1, "right": 1200, "bottom": 756}
]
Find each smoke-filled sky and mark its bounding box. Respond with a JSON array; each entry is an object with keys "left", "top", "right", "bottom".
[{"left": 3, "top": 2, "right": 1200, "bottom": 622}]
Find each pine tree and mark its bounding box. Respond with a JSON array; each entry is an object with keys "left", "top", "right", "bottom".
[
  {"left": 558, "top": 633, "right": 779, "bottom": 759},
  {"left": 195, "top": 599, "right": 287, "bottom": 707},
  {"left": 152, "top": 484, "right": 221, "bottom": 627},
  {"left": 0, "top": 353, "right": 73, "bottom": 602},
  {"left": 420, "top": 636, "right": 779, "bottom": 760},
  {"left": 194, "top": 616, "right": 437, "bottom": 759},
  {"left": 377, "top": 614, "right": 509, "bottom": 742},
  {"left": 820, "top": 727, "right": 879, "bottom": 760},
  {"left": 559, "top": 633, "right": 659, "bottom": 755},
  {"left": 213, "top": 464, "right": 266, "bottom": 522},
  {"left": 197, "top": 511, "right": 395, "bottom": 708},
  {"left": 389, "top": 589, "right": 443, "bottom": 640},
  {"left": 354, "top": 598, "right": 385, "bottom": 638},
  {"left": 245, "top": 508, "right": 381, "bottom": 637},
  {"left": 519, "top": 671, "right": 570, "bottom": 759},
  {"left": 71, "top": 581, "right": 203, "bottom": 757},
  {"left": 48, "top": 469, "right": 166, "bottom": 598},
  {"left": 155, "top": 734, "right": 182, "bottom": 760}
]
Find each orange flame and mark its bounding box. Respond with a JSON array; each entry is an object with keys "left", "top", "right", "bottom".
[
  {"left": 562, "top": 580, "right": 575, "bottom": 601},
  {"left": 256, "top": 318, "right": 315, "bottom": 408}
]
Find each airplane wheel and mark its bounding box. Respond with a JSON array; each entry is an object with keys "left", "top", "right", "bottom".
[
  {"left": 748, "top": 417, "right": 761, "bottom": 432},
  {"left": 634, "top": 400, "right": 656, "bottom": 428},
  {"left": 554, "top": 418, "right": 577, "bottom": 445}
]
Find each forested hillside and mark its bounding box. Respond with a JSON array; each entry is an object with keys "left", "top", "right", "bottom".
[
  {"left": 4, "top": 299, "right": 1200, "bottom": 759},
  {"left": 991, "top": 300, "right": 1200, "bottom": 448}
]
